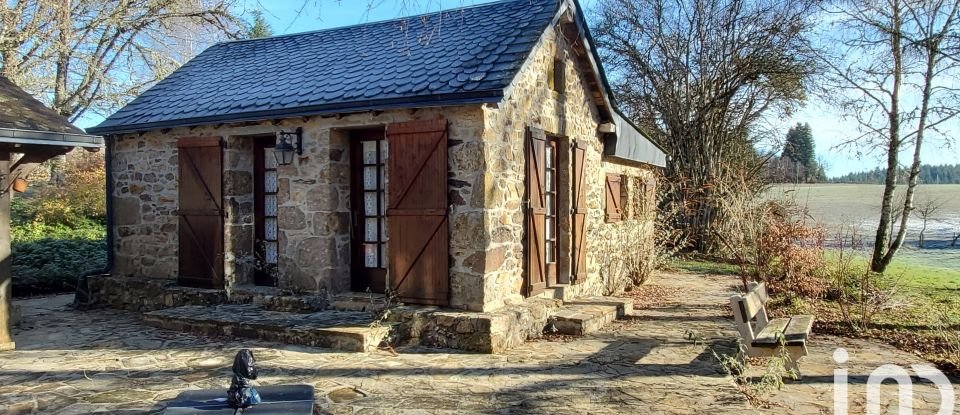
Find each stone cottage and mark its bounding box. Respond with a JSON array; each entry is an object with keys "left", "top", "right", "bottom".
[{"left": 86, "top": 0, "right": 666, "bottom": 351}]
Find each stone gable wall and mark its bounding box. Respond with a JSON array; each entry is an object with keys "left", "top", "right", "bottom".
[
  {"left": 109, "top": 106, "right": 487, "bottom": 309},
  {"left": 478, "top": 23, "right": 657, "bottom": 310}
]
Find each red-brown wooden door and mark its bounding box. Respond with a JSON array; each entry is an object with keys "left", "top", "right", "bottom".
[
  {"left": 385, "top": 119, "right": 449, "bottom": 306},
  {"left": 177, "top": 137, "right": 224, "bottom": 289}
]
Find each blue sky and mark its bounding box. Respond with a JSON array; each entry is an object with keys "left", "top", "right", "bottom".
[{"left": 82, "top": 0, "right": 959, "bottom": 177}]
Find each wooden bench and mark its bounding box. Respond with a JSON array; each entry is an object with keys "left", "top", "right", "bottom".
[{"left": 729, "top": 282, "right": 814, "bottom": 377}]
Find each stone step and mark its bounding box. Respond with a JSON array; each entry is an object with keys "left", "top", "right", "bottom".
[
  {"left": 228, "top": 286, "right": 328, "bottom": 313},
  {"left": 548, "top": 297, "right": 633, "bottom": 336},
  {"left": 142, "top": 304, "right": 392, "bottom": 352},
  {"left": 330, "top": 300, "right": 385, "bottom": 313},
  {"left": 330, "top": 292, "right": 387, "bottom": 313}
]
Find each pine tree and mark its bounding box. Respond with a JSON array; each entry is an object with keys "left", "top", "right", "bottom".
[
  {"left": 247, "top": 10, "right": 273, "bottom": 39},
  {"left": 781, "top": 122, "right": 817, "bottom": 182}
]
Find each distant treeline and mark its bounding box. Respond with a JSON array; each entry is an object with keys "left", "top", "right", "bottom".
[{"left": 830, "top": 164, "right": 960, "bottom": 184}]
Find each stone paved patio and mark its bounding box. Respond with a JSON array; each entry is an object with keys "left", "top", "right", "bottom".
[{"left": 2, "top": 272, "right": 956, "bottom": 414}]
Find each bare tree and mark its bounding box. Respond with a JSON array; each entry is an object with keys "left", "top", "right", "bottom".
[
  {"left": 820, "top": 0, "right": 960, "bottom": 272},
  {"left": 0, "top": 0, "right": 244, "bottom": 121},
  {"left": 914, "top": 197, "right": 944, "bottom": 248},
  {"left": 592, "top": 0, "right": 818, "bottom": 251}
]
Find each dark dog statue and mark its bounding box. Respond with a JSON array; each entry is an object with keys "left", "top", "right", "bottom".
[{"left": 227, "top": 349, "right": 262, "bottom": 410}]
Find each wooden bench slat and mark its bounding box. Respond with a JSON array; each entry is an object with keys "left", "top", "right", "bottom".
[
  {"left": 783, "top": 314, "right": 814, "bottom": 341},
  {"left": 737, "top": 291, "right": 765, "bottom": 323},
  {"left": 752, "top": 318, "right": 790, "bottom": 345},
  {"left": 748, "top": 282, "right": 769, "bottom": 304}
]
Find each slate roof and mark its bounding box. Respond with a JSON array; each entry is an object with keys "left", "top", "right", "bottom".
[
  {"left": 90, "top": 0, "right": 560, "bottom": 134},
  {"left": 0, "top": 76, "right": 102, "bottom": 147}
]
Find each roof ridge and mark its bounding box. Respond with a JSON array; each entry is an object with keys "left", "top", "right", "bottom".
[{"left": 218, "top": 0, "right": 531, "bottom": 46}]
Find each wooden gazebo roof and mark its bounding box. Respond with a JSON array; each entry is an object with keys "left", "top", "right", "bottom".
[
  {"left": 0, "top": 76, "right": 102, "bottom": 149},
  {"left": 0, "top": 76, "right": 102, "bottom": 188}
]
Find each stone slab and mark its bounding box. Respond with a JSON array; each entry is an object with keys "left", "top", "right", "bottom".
[
  {"left": 566, "top": 297, "right": 634, "bottom": 317},
  {"left": 229, "top": 286, "right": 329, "bottom": 313},
  {"left": 388, "top": 297, "right": 562, "bottom": 353},
  {"left": 163, "top": 385, "right": 314, "bottom": 414},
  {"left": 143, "top": 304, "right": 391, "bottom": 352},
  {"left": 86, "top": 275, "right": 228, "bottom": 311},
  {"left": 550, "top": 297, "right": 634, "bottom": 336}
]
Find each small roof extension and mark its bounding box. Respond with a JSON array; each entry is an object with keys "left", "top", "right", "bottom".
[{"left": 0, "top": 76, "right": 102, "bottom": 148}]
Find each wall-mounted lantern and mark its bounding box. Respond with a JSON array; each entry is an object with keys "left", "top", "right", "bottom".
[{"left": 274, "top": 127, "right": 303, "bottom": 166}]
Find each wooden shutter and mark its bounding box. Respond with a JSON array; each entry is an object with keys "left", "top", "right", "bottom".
[
  {"left": 605, "top": 173, "right": 622, "bottom": 222},
  {"left": 386, "top": 119, "right": 449, "bottom": 306},
  {"left": 525, "top": 128, "right": 547, "bottom": 296},
  {"left": 571, "top": 143, "right": 587, "bottom": 282},
  {"left": 177, "top": 137, "right": 224, "bottom": 289}
]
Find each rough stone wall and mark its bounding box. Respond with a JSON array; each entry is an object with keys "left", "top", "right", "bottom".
[
  {"left": 108, "top": 107, "right": 486, "bottom": 309},
  {"left": 111, "top": 133, "right": 180, "bottom": 279},
  {"left": 478, "top": 23, "right": 658, "bottom": 310},
  {"left": 565, "top": 162, "right": 656, "bottom": 300}
]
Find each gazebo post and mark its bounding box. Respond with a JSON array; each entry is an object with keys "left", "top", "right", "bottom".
[{"left": 0, "top": 151, "right": 14, "bottom": 351}]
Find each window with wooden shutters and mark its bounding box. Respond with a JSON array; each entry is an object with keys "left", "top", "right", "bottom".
[
  {"left": 254, "top": 138, "right": 278, "bottom": 287},
  {"left": 544, "top": 137, "right": 559, "bottom": 282},
  {"left": 385, "top": 119, "right": 448, "bottom": 306},
  {"left": 605, "top": 173, "right": 623, "bottom": 222},
  {"left": 571, "top": 142, "right": 587, "bottom": 282}
]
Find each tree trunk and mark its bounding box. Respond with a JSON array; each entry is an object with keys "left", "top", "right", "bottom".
[
  {"left": 874, "top": 10, "right": 940, "bottom": 272},
  {"left": 870, "top": 1, "right": 903, "bottom": 273}
]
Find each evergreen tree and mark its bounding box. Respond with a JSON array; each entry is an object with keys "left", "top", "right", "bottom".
[
  {"left": 247, "top": 10, "right": 273, "bottom": 39},
  {"left": 781, "top": 122, "right": 817, "bottom": 182}
]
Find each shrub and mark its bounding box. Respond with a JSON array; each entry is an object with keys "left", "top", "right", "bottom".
[
  {"left": 11, "top": 222, "right": 107, "bottom": 296},
  {"left": 10, "top": 150, "right": 107, "bottom": 296},
  {"left": 826, "top": 225, "right": 901, "bottom": 332},
  {"left": 26, "top": 150, "right": 106, "bottom": 226},
  {"left": 714, "top": 173, "right": 828, "bottom": 298}
]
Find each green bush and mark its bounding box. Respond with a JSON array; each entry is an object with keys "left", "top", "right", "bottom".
[
  {"left": 11, "top": 220, "right": 106, "bottom": 297},
  {"left": 10, "top": 150, "right": 107, "bottom": 297}
]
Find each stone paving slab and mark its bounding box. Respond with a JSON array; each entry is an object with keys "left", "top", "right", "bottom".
[{"left": 3, "top": 273, "right": 958, "bottom": 414}]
